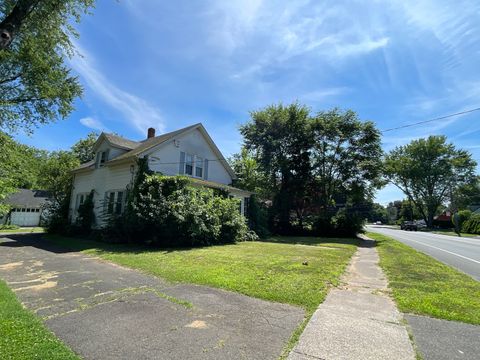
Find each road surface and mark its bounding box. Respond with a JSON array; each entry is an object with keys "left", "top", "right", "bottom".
[{"left": 366, "top": 225, "right": 480, "bottom": 281}]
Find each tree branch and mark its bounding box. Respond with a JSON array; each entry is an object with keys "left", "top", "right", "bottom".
[{"left": 0, "top": 0, "right": 41, "bottom": 49}]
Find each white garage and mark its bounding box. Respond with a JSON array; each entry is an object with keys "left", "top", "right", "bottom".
[
  {"left": 1, "top": 189, "right": 50, "bottom": 227},
  {"left": 10, "top": 208, "right": 43, "bottom": 227}
]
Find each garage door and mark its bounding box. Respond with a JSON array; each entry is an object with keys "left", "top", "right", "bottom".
[{"left": 10, "top": 208, "right": 41, "bottom": 227}]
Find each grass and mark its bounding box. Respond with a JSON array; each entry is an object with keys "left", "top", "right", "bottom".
[
  {"left": 0, "top": 226, "right": 45, "bottom": 233},
  {"left": 367, "top": 232, "right": 480, "bottom": 325},
  {"left": 46, "top": 235, "right": 358, "bottom": 358},
  {"left": 0, "top": 279, "right": 79, "bottom": 360},
  {"left": 47, "top": 235, "right": 358, "bottom": 313}
]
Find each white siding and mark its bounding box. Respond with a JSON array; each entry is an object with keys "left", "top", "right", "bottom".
[
  {"left": 148, "top": 128, "right": 232, "bottom": 185},
  {"left": 70, "top": 162, "right": 134, "bottom": 226}
]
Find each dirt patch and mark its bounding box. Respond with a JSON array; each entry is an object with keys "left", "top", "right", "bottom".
[
  {"left": 15, "top": 281, "right": 58, "bottom": 292},
  {"left": 0, "top": 261, "right": 23, "bottom": 270},
  {"left": 186, "top": 320, "right": 208, "bottom": 329}
]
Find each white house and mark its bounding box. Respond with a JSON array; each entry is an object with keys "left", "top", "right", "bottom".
[{"left": 70, "top": 123, "right": 252, "bottom": 226}]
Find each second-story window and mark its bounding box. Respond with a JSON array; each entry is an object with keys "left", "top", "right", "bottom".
[
  {"left": 96, "top": 150, "right": 109, "bottom": 168},
  {"left": 185, "top": 153, "right": 194, "bottom": 175},
  {"left": 196, "top": 156, "right": 203, "bottom": 178}
]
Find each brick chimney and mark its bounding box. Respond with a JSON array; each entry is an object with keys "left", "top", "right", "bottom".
[{"left": 147, "top": 127, "right": 156, "bottom": 139}]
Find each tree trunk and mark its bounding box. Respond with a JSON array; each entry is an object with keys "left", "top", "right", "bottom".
[
  {"left": 0, "top": 0, "right": 38, "bottom": 50},
  {"left": 427, "top": 212, "right": 434, "bottom": 229}
]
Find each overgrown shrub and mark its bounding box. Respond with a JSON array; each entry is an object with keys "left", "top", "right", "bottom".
[
  {"left": 313, "top": 208, "right": 365, "bottom": 237},
  {"left": 105, "top": 174, "right": 252, "bottom": 246},
  {"left": 462, "top": 214, "right": 480, "bottom": 234},
  {"left": 76, "top": 190, "right": 95, "bottom": 233},
  {"left": 44, "top": 197, "right": 71, "bottom": 234},
  {"left": 246, "top": 195, "right": 270, "bottom": 238},
  {"left": 454, "top": 210, "right": 472, "bottom": 230}
]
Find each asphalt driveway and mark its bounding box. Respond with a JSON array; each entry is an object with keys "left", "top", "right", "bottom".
[{"left": 0, "top": 234, "right": 304, "bottom": 360}]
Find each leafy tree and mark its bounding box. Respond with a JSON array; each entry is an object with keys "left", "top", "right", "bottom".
[
  {"left": 450, "top": 175, "right": 480, "bottom": 211},
  {"left": 384, "top": 136, "right": 477, "bottom": 228},
  {"left": 0, "top": 130, "right": 47, "bottom": 215},
  {"left": 230, "top": 148, "right": 265, "bottom": 193},
  {"left": 240, "top": 103, "right": 313, "bottom": 232},
  {"left": 0, "top": 0, "right": 94, "bottom": 132},
  {"left": 311, "top": 108, "right": 383, "bottom": 209},
  {"left": 71, "top": 131, "right": 98, "bottom": 163},
  {"left": 38, "top": 150, "right": 79, "bottom": 203},
  {"left": 39, "top": 150, "right": 79, "bottom": 233},
  {"left": 366, "top": 202, "right": 388, "bottom": 223}
]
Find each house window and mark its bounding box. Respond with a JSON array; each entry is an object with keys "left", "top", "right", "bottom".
[
  {"left": 244, "top": 197, "right": 250, "bottom": 217},
  {"left": 105, "top": 190, "right": 125, "bottom": 215},
  {"left": 96, "top": 151, "right": 108, "bottom": 168},
  {"left": 75, "top": 193, "right": 89, "bottom": 212},
  {"left": 183, "top": 153, "right": 205, "bottom": 179},
  {"left": 196, "top": 156, "right": 203, "bottom": 178},
  {"left": 185, "top": 153, "right": 194, "bottom": 175}
]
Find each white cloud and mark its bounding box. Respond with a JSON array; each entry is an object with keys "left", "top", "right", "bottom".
[
  {"left": 300, "top": 87, "right": 349, "bottom": 102},
  {"left": 70, "top": 44, "right": 165, "bottom": 135},
  {"left": 79, "top": 117, "right": 110, "bottom": 132}
]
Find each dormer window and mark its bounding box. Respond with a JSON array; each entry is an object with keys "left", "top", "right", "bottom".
[{"left": 95, "top": 150, "right": 109, "bottom": 168}]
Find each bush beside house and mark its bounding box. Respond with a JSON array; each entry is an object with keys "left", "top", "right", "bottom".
[{"left": 90, "top": 172, "right": 255, "bottom": 247}]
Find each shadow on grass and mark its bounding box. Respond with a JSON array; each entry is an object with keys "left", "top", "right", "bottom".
[
  {"left": 0, "top": 233, "right": 239, "bottom": 256},
  {"left": 1, "top": 232, "right": 360, "bottom": 257},
  {"left": 260, "top": 235, "right": 360, "bottom": 247}
]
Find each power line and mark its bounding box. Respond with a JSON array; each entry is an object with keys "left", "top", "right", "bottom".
[
  {"left": 142, "top": 107, "right": 480, "bottom": 165},
  {"left": 381, "top": 107, "right": 480, "bottom": 133}
]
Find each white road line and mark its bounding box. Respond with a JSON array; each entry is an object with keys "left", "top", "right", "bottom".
[{"left": 402, "top": 237, "right": 480, "bottom": 265}]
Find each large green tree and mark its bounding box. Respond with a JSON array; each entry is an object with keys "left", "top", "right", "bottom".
[
  {"left": 311, "top": 109, "right": 383, "bottom": 209},
  {"left": 71, "top": 131, "right": 97, "bottom": 163},
  {"left": 384, "top": 136, "right": 477, "bottom": 227},
  {"left": 0, "top": 0, "right": 94, "bottom": 132},
  {"left": 240, "top": 103, "right": 313, "bottom": 232}
]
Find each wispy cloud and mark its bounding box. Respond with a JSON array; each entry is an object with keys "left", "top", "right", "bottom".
[
  {"left": 79, "top": 117, "right": 110, "bottom": 133},
  {"left": 70, "top": 44, "right": 165, "bottom": 135}
]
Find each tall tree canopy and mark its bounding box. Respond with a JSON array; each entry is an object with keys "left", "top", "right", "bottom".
[
  {"left": 384, "top": 135, "right": 477, "bottom": 227},
  {"left": 240, "top": 103, "right": 313, "bottom": 232},
  {"left": 239, "top": 103, "right": 383, "bottom": 234},
  {"left": 0, "top": 0, "right": 94, "bottom": 132},
  {"left": 311, "top": 109, "right": 383, "bottom": 209},
  {"left": 71, "top": 131, "right": 98, "bottom": 163}
]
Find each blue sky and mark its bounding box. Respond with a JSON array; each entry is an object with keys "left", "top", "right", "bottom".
[{"left": 14, "top": 0, "right": 480, "bottom": 204}]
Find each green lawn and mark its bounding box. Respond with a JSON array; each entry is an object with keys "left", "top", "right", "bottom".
[
  {"left": 46, "top": 235, "right": 357, "bottom": 359},
  {"left": 0, "top": 226, "right": 45, "bottom": 234},
  {"left": 0, "top": 279, "right": 78, "bottom": 360},
  {"left": 367, "top": 232, "right": 480, "bottom": 325},
  {"left": 47, "top": 235, "right": 358, "bottom": 313}
]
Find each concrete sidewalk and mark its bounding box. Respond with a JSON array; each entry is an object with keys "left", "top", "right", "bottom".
[{"left": 288, "top": 238, "right": 415, "bottom": 360}]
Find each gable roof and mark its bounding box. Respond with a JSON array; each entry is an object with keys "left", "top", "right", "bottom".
[
  {"left": 73, "top": 123, "right": 237, "bottom": 179},
  {"left": 6, "top": 189, "right": 50, "bottom": 208},
  {"left": 109, "top": 123, "right": 200, "bottom": 163},
  {"left": 92, "top": 133, "right": 141, "bottom": 152}
]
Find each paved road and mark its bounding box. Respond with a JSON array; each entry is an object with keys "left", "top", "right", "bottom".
[
  {"left": 0, "top": 234, "right": 304, "bottom": 360},
  {"left": 366, "top": 225, "right": 480, "bottom": 281}
]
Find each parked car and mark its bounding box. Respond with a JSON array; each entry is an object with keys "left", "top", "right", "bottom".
[
  {"left": 400, "top": 221, "right": 418, "bottom": 231},
  {"left": 375, "top": 221, "right": 382, "bottom": 225}
]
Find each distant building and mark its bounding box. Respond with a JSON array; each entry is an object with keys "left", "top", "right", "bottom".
[{"left": 1, "top": 189, "right": 50, "bottom": 227}]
